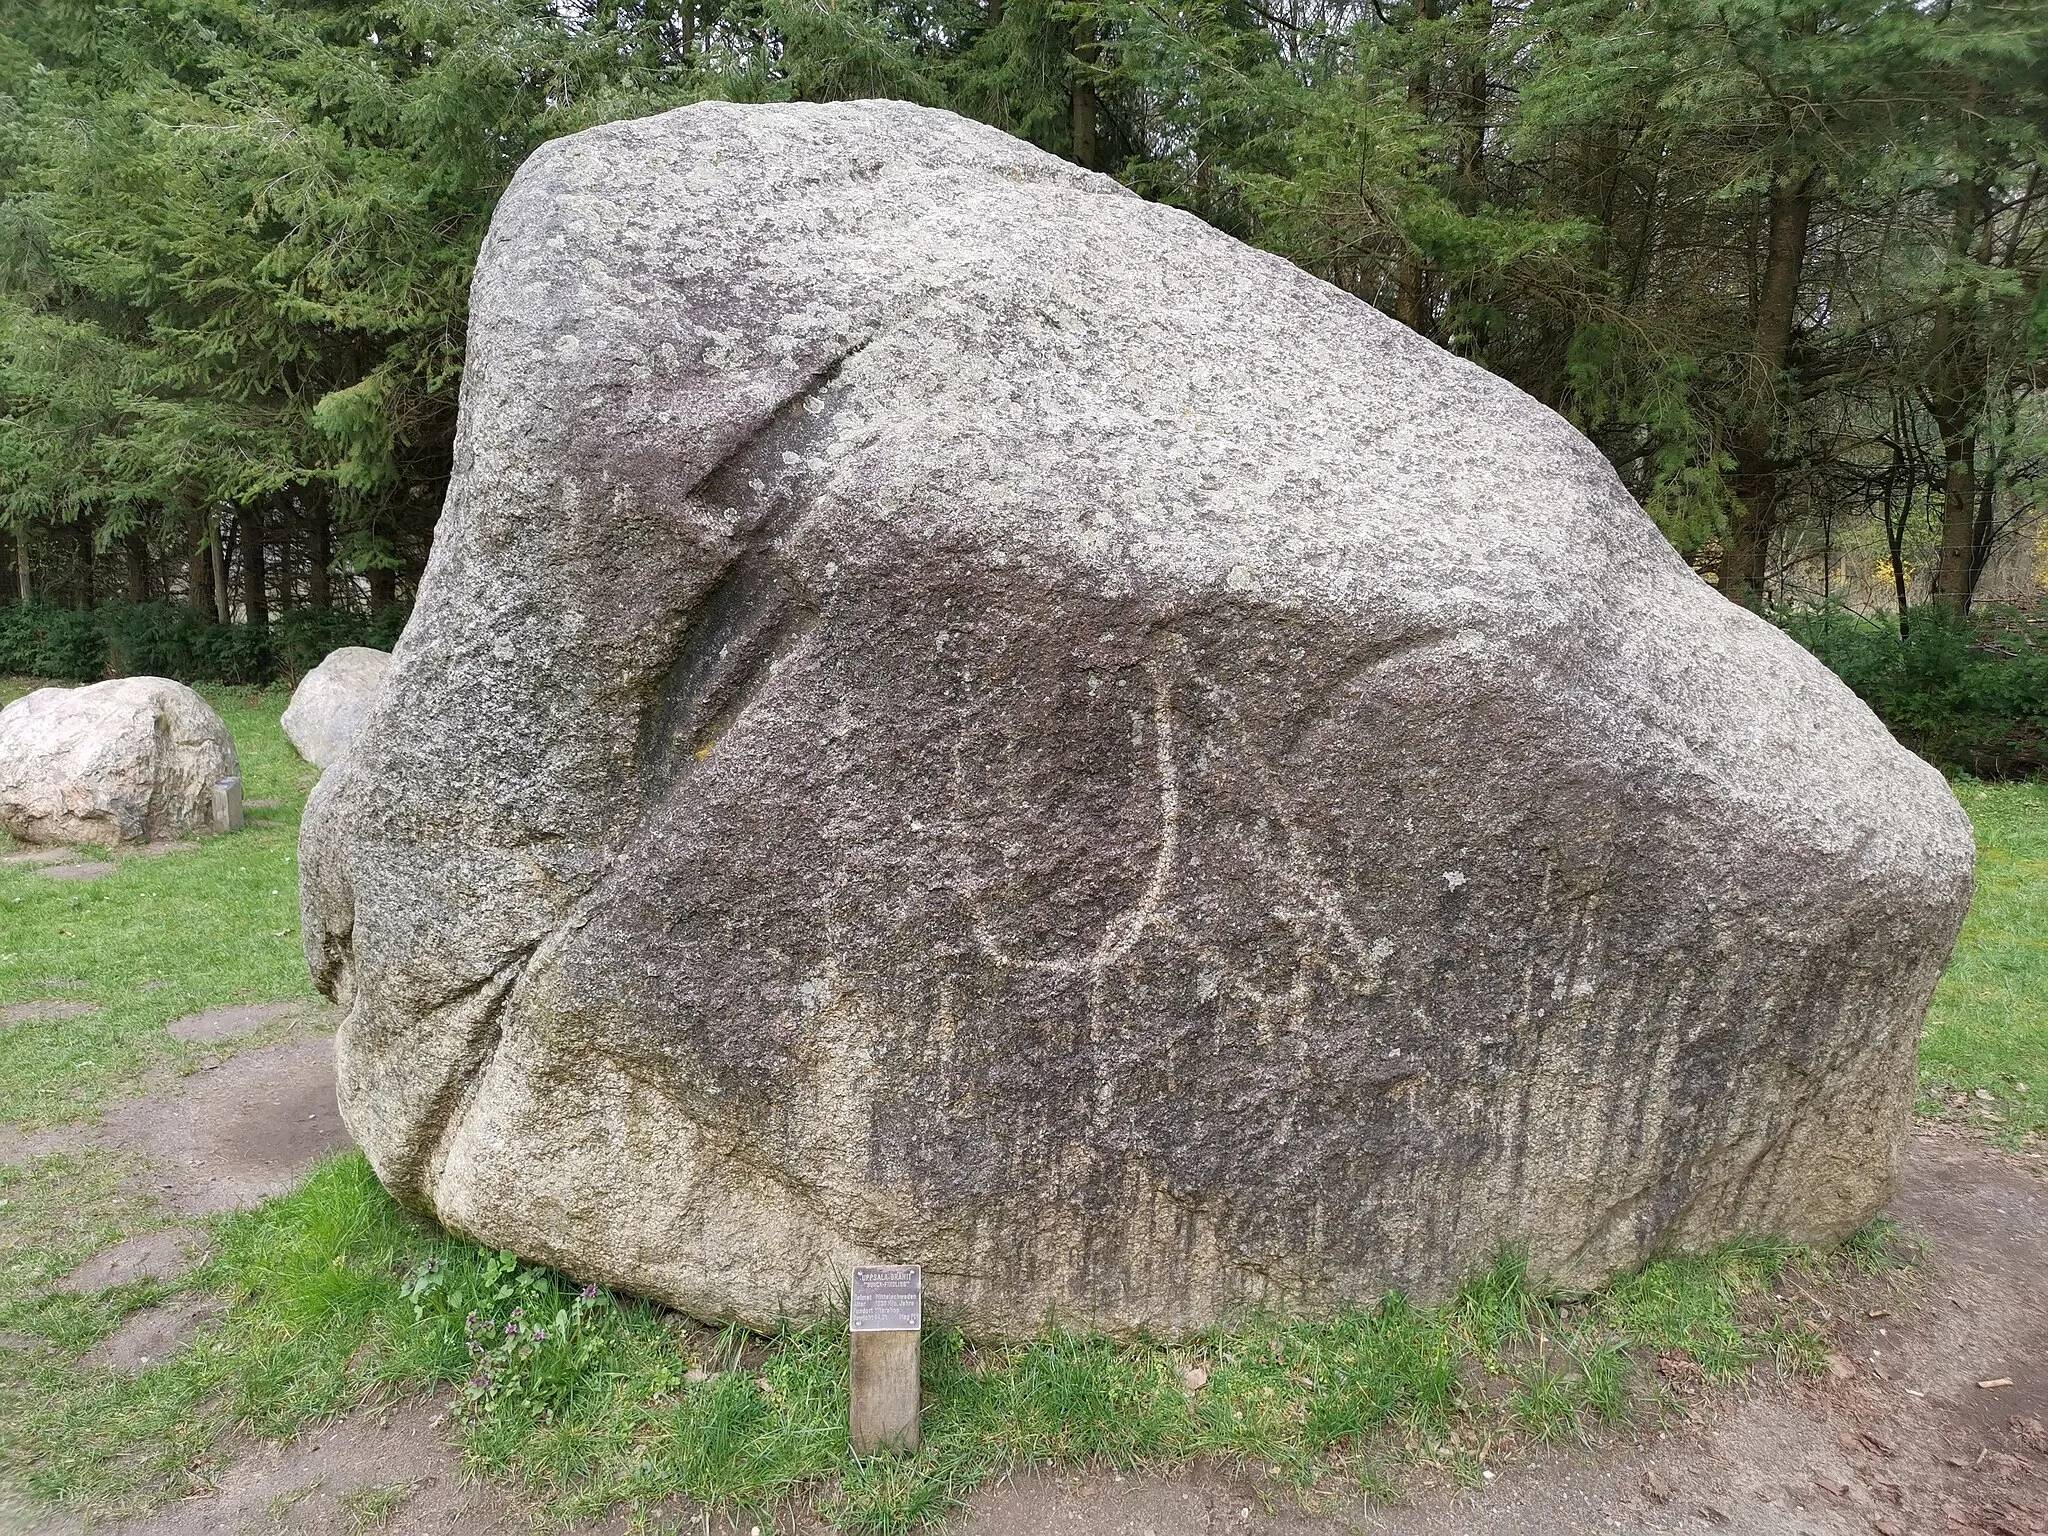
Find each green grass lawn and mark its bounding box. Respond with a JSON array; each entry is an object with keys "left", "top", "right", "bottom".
[
  {"left": 0, "top": 680, "right": 2039, "bottom": 1532},
  {"left": 1922, "top": 778, "right": 2048, "bottom": 1140},
  {"left": 0, "top": 679, "right": 324, "bottom": 1127}
]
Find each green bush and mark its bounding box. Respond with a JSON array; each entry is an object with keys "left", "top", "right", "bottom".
[
  {"left": 1783, "top": 602, "right": 2048, "bottom": 778},
  {"left": 0, "top": 601, "right": 407, "bottom": 687}
]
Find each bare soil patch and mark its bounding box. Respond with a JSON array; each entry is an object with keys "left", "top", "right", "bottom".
[
  {"left": 99, "top": 1037, "right": 349, "bottom": 1217},
  {"left": 0, "top": 1002, "right": 100, "bottom": 1030},
  {"left": 74, "top": 1398, "right": 618, "bottom": 1536},
  {"left": 165, "top": 1001, "right": 304, "bottom": 1046},
  {"left": 78, "top": 1294, "right": 226, "bottom": 1375},
  {"left": 58, "top": 1227, "right": 209, "bottom": 1293},
  {"left": 0, "top": 1037, "right": 347, "bottom": 1213}
]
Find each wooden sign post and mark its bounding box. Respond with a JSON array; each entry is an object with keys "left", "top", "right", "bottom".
[{"left": 849, "top": 1265, "right": 921, "bottom": 1454}]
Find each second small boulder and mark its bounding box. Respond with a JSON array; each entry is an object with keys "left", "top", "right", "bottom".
[{"left": 282, "top": 647, "right": 391, "bottom": 770}]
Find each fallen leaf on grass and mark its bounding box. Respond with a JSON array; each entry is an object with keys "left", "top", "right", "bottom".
[
  {"left": 1656, "top": 1350, "right": 1704, "bottom": 1382},
  {"left": 1182, "top": 1366, "right": 1209, "bottom": 1391}
]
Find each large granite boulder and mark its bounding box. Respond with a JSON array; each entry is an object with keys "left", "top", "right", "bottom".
[
  {"left": 301, "top": 101, "right": 1976, "bottom": 1340},
  {"left": 282, "top": 647, "right": 391, "bottom": 770},
  {"left": 0, "top": 678, "right": 241, "bottom": 846}
]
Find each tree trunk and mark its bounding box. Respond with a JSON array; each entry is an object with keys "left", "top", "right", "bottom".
[
  {"left": 1967, "top": 447, "right": 2000, "bottom": 606},
  {"left": 1069, "top": 18, "right": 1099, "bottom": 170},
  {"left": 76, "top": 522, "right": 96, "bottom": 609},
  {"left": 212, "top": 516, "right": 231, "bottom": 624},
  {"left": 12, "top": 529, "right": 25, "bottom": 605},
  {"left": 1927, "top": 176, "right": 1987, "bottom": 612},
  {"left": 240, "top": 503, "right": 269, "bottom": 627},
  {"left": 124, "top": 530, "right": 149, "bottom": 604},
  {"left": 1457, "top": 0, "right": 1490, "bottom": 200},
  {"left": 1396, "top": 257, "right": 1431, "bottom": 336},
  {"left": 1717, "top": 168, "right": 1813, "bottom": 606},
  {"left": 369, "top": 564, "right": 397, "bottom": 607},
  {"left": 187, "top": 507, "right": 214, "bottom": 618},
  {"left": 277, "top": 499, "right": 296, "bottom": 614},
  {"left": 308, "top": 504, "right": 332, "bottom": 610},
  {"left": 1393, "top": 0, "right": 1441, "bottom": 338}
]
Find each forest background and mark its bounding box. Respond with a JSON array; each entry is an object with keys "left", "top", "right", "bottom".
[{"left": 1, "top": 0, "right": 2045, "bottom": 769}]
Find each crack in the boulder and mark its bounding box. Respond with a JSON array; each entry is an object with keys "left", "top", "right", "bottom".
[
  {"left": 410, "top": 942, "right": 542, "bottom": 1203},
  {"left": 633, "top": 338, "right": 876, "bottom": 793},
  {"left": 412, "top": 336, "right": 891, "bottom": 1203}
]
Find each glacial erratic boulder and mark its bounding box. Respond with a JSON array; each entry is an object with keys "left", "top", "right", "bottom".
[
  {"left": 0, "top": 677, "right": 241, "bottom": 847},
  {"left": 301, "top": 101, "right": 1976, "bottom": 1341},
  {"left": 282, "top": 647, "right": 391, "bottom": 770}
]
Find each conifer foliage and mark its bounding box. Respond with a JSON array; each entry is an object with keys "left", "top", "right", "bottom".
[{"left": 0, "top": 0, "right": 2043, "bottom": 639}]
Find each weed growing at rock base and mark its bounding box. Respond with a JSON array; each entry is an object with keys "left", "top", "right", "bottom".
[{"left": 4, "top": 1153, "right": 1900, "bottom": 1532}]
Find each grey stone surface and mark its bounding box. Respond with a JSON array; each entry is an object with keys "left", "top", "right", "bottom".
[
  {"left": 300, "top": 101, "right": 1976, "bottom": 1341},
  {"left": 212, "top": 774, "right": 244, "bottom": 832},
  {"left": 282, "top": 647, "right": 391, "bottom": 769},
  {"left": 0, "top": 678, "right": 240, "bottom": 847}
]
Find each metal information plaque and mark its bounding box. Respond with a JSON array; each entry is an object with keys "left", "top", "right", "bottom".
[{"left": 850, "top": 1265, "right": 922, "bottom": 1333}]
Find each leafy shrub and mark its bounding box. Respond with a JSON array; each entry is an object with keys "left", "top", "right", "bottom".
[
  {"left": 0, "top": 600, "right": 407, "bottom": 687},
  {"left": 1783, "top": 602, "right": 2048, "bottom": 778},
  {"left": 403, "top": 1249, "right": 619, "bottom": 1425}
]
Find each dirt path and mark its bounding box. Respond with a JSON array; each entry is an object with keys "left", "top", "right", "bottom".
[{"left": 7, "top": 1038, "right": 2042, "bottom": 1536}]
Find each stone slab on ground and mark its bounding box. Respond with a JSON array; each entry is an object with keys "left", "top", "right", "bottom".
[{"left": 0, "top": 848, "right": 78, "bottom": 867}]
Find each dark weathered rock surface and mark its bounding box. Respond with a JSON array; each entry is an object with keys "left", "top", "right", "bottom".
[{"left": 300, "top": 100, "right": 1975, "bottom": 1340}]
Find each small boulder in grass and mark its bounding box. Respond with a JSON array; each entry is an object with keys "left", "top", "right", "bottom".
[
  {"left": 0, "top": 678, "right": 240, "bottom": 846},
  {"left": 282, "top": 647, "right": 392, "bottom": 770}
]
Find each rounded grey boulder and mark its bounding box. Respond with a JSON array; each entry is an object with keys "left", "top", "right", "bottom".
[
  {"left": 301, "top": 101, "right": 1975, "bottom": 1340},
  {"left": 0, "top": 678, "right": 241, "bottom": 847},
  {"left": 282, "top": 647, "right": 391, "bottom": 770}
]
